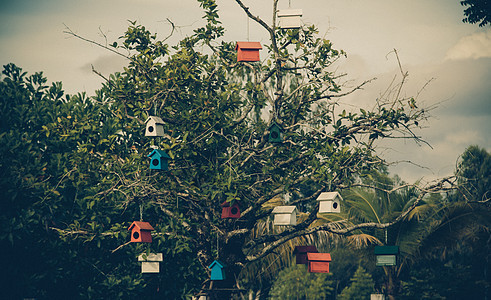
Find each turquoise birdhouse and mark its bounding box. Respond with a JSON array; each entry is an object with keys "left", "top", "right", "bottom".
[
  {"left": 268, "top": 121, "right": 283, "bottom": 143},
  {"left": 147, "top": 149, "right": 170, "bottom": 170},
  {"left": 208, "top": 260, "right": 226, "bottom": 281}
]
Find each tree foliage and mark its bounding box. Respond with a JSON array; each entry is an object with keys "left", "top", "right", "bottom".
[
  {"left": 460, "top": 0, "right": 491, "bottom": 27},
  {"left": 0, "top": 0, "right": 463, "bottom": 298}
]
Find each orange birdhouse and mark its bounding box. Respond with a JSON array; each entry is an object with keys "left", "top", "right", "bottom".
[
  {"left": 128, "top": 221, "right": 154, "bottom": 243},
  {"left": 236, "top": 41, "right": 262, "bottom": 62},
  {"left": 307, "top": 252, "right": 331, "bottom": 273},
  {"left": 221, "top": 201, "right": 241, "bottom": 219}
]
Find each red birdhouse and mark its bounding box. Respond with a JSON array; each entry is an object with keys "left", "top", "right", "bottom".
[
  {"left": 236, "top": 41, "right": 262, "bottom": 62},
  {"left": 294, "top": 245, "right": 318, "bottom": 265},
  {"left": 128, "top": 221, "right": 154, "bottom": 243},
  {"left": 221, "top": 201, "right": 241, "bottom": 219},
  {"left": 307, "top": 252, "right": 332, "bottom": 273}
]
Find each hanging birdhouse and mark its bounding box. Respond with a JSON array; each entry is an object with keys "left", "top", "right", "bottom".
[
  {"left": 128, "top": 221, "right": 154, "bottom": 243},
  {"left": 374, "top": 246, "right": 399, "bottom": 266},
  {"left": 208, "top": 260, "right": 226, "bottom": 281},
  {"left": 272, "top": 206, "right": 297, "bottom": 226},
  {"left": 268, "top": 121, "right": 283, "bottom": 143},
  {"left": 221, "top": 201, "right": 241, "bottom": 219},
  {"left": 371, "top": 294, "right": 386, "bottom": 300},
  {"left": 307, "top": 252, "right": 332, "bottom": 273},
  {"left": 293, "top": 245, "right": 318, "bottom": 265},
  {"left": 316, "top": 191, "right": 342, "bottom": 213},
  {"left": 147, "top": 149, "right": 170, "bottom": 170},
  {"left": 138, "top": 253, "right": 163, "bottom": 273},
  {"left": 236, "top": 41, "right": 262, "bottom": 62},
  {"left": 277, "top": 9, "right": 303, "bottom": 29},
  {"left": 145, "top": 116, "right": 165, "bottom": 137}
]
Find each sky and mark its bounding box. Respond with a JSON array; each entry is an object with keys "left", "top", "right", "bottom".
[{"left": 1, "top": 0, "right": 490, "bottom": 183}]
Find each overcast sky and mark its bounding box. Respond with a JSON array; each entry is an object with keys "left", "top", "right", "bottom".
[{"left": 1, "top": 0, "right": 490, "bottom": 183}]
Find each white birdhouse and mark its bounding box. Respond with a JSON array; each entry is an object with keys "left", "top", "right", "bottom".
[
  {"left": 277, "top": 9, "right": 303, "bottom": 29},
  {"left": 145, "top": 116, "right": 165, "bottom": 137},
  {"left": 272, "top": 206, "right": 297, "bottom": 225},
  {"left": 316, "top": 192, "right": 342, "bottom": 213},
  {"left": 138, "top": 253, "right": 163, "bottom": 273}
]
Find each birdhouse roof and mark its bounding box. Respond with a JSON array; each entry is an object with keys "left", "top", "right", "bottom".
[
  {"left": 374, "top": 246, "right": 399, "bottom": 255},
  {"left": 208, "top": 260, "right": 226, "bottom": 270},
  {"left": 220, "top": 200, "right": 240, "bottom": 207},
  {"left": 307, "top": 252, "right": 331, "bottom": 262},
  {"left": 145, "top": 116, "right": 165, "bottom": 124},
  {"left": 138, "top": 253, "right": 163, "bottom": 262},
  {"left": 272, "top": 206, "right": 297, "bottom": 214},
  {"left": 128, "top": 221, "right": 155, "bottom": 231},
  {"left": 147, "top": 149, "right": 171, "bottom": 159},
  {"left": 277, "top": 9, "right": 303, "bottom": 17},
  {"left": 269, "top": 121, "right": 283, "bottom": 130},
  {"left": 294, "top": 245, "right": 318, "bottom": 254},
  {"left": 316, "top": 192, "right": 343, "bottom": 201},
  {"left": 236, "top": 41, "right": 262, "bottom": 50}
]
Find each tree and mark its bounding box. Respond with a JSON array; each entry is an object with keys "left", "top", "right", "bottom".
[
  {"left": 2, "top": 0, "right": 459, "bottom": 298},
  {"left": 460, "top": 0, "right": 491, "bottom": 27},
  {"left": 338, "top": 265, "right": 374, "bottom": 300},
  {"left": 455, "top": 145, "right": 490, "bottom": 203},
  {"left": 269, "top": 264, "right": 334, "bottom": 300}
]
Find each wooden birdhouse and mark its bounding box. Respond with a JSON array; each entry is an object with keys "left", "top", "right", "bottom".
[
  {"left": 221, "top": 201, "right": 241, "bottom": 219},
  {"left": 294, "top": 245, "right": 318, "bottom": 265},
  {"left": 277, "top": 9, "right": 303, "bottom": 29},
  {"left": 371, "top": 294, "right": 386, "bottom": 300},
  {"left": 145, "top": 116, "right": 165, "bottom": 137},
  {"left": 138, "top": 253, "right": 163, "bottom": 273},
  {"left": 374, "top": 246, "right": 399, "bottom": 266},
  {"left": 128, "top": 221, "right": 154, "bottom": 243},
  {"left": 307, "top": 252, "right": 332, "bottom": 273},
  {"left": 147, "top": 149, "right": 170, "bottom": 170},
  {"left": 272, "top": 206, "right": 297, "bottom": 226},
  {"left": 208, "top": 260, "right": 226, "bottom": 281},
  {"left": 236, "top": 41, "right": 262, "bottom": 62},
  {"left": 268, "top": 121, "right": 283, "bottom": 143},
  {"left": 316, "top": 191, "right": 342, "bottom": 213}
]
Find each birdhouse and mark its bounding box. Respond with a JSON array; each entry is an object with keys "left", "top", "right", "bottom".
[
  {"left": 272, "top": 206, "right": 297, "bottom": 226},
  {"left": 208, "top": 260, "right": 226, "bottom": 281},
  {"left": 221, "top": 201, "right": 241, "bottom": 219},
  {"left": 147, "top": 149, "right": 170, "bottom": 170},
  {"left": 236, "top": 41, "right": 262, "bottom": 62},
  {"left": 268, "top": 121, "right": 283, "bottom": 143},
  {"left": 145, "top": 116, "right": 165, "bottom": 137},
  {"left": 374, "top": 246, "right": 399, "bottom": 266},
  {"left": 294, "top": 245, "right": 318, "bottom": 265},
  {"left": 316, "top": 191, "right": 342, "bottom": 213},
  {"left": 371, "top": 294, "right": 386, "bottom": 300},
  {"left": 277, "top": 9, "right": 303, "bottom": 29},
  {"left": 128, "top": 221, "right": 154, "bottom": 243},
  {"left": 138, "top": 253, "right": 163, "bottom": 273},
  {"left": 307, "top": 252, "right": 332, "bottom": 273}
]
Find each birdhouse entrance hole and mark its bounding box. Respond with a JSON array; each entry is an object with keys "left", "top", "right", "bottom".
[
  {"left": 271, "top": 131, "right": 279, "bottom": 139},
  {"left": 231, "top": 206, "right": 239, "bottom": 215},
  {"left": 152, "top": 159, "right": 159, "bottom": 166},
  {"left": 333, "top": 202, "right": 338, "bottom": 209},
  {"left": 148, "top": 126, "right": 154, "bottom": 133},
  {"left": 133, "top": 232, "right": 139, "bottom": 239}
]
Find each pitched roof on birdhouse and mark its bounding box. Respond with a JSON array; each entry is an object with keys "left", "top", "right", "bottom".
[
  {"left": 145, "top": 116, "right": 164, "bottom": 124},
  {"left": 294, "top": 245, "right": 318, "bottom": 254},
  {"left": 208, "top": 260, "right": 226, "bottom": 269},
  {"left": 128, "top": 221, "right": 155, "bottom": 231},
  {"left": 316, "top": 192, "right": 343, "bottom": 201},
  {"left": 277, "top": 9, "right": 303, "bottom": 17},
  {"left": 307, "top": 252, "right": 332, "bottom": 262},
  {"left": 374, "top": 246, "right": 399, "bottom": 255},
  {"left": 235, "top": 41, "right": 262, "bottom": 50},
  {"left": 272, "top": 206, "right": 296, "bottom": 214},
  {"left": 147, "top": 149, "right": 170, "bottom": 159}
]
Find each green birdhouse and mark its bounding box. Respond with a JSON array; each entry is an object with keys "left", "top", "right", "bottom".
[
  {"left": 374, "top": 246, "right": 399, "bottom": 266},
  {"left": 268, "top": 121, "right": 283, "bottom": 143}
]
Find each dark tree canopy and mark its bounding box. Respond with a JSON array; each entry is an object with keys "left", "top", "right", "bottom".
[{"left": 461, "top": 0, "right": 491, "bottom": 27}]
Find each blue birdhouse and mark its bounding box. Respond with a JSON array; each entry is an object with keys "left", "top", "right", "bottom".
[
  {"left": 268, "top": 121, "right": 283, "bottom": 143},
  {"left": 147, "top": 149, "right": 170, "bottom": 170},
  {"left": 208, "top": 260, "right": 226, "bottom": 281}
]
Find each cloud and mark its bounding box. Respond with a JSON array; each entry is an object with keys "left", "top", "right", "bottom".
[{"left": 445, "top": 30, "right": 491, "bottom": 60}]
